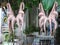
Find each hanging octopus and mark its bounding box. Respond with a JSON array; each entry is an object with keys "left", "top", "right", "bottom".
[
  {"left": 43, "top": 1, "right": 58, "bottom": 35},
  {"left": 7, "top": 3, "right": 16, "bottom": 33},
  {"left": 38, "top": 3, "right": 47, "bottom": 34},
  {"left": 48, "top": 1, "right": 58, "bottom": 35},
  {"left": 16, "top": 2, "right": 25, "bottom": 31},
  {"left": 38, "top": 1, "right": 58, "bottom": 35}
]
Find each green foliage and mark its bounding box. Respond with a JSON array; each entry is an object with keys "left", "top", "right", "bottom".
[
  {"left": 56, "top": 0, "right": 60, "bottom": 5},
  {"left": 57, "top": 5, "right": 60, "bottom": 12},
  {"left": 17, "top": 0, "right": 22, "bottom": 6},
  {"left": 10, "top": 0, "right": 22, "bottom": 12},
  {"left": 42, "top": 0, "right": 55, "bottom": 12},
  {"left": 14, "top": 23, "right": 18, "bottom": 29},
  {"left": 5, "top": 32, "right": 17, "bottom": 42},
  {"left": 10, "top": 0, "right": 40, "bottom": 11},
  {"left": 23, "top": 25, "right": 39, "bottom": 35},
  {"left": 5, "top": 33, "right": 10, "bottom": 42},
  {"left": 8, "top": 0, "right": 60, "bottom": 12}
]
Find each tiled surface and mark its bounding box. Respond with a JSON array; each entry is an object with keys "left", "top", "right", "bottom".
[
  {"left": 32, "top": 38, "right": 40, "bottom": 45},
  {"left": 0, "top": 44, "right": 2, "bottom": 45},
  {"left": 32, "top": 36, "right": 54, "bottom": 45}
]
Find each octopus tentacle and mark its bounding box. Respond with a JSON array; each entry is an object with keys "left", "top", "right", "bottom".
[
  {"left": 16, "top": 2, "right": 25, "bottom": 32},
  {"left": 38, "top": 3, "right": 47, "bottom": 35},
  {"left": 7, "top": 3, "right": 15, "bottom": 33},
  {"left": 11, "top": 17, "right": 16, "bottom": 32},
  {"left": 19, "top": 2, "right": 25, "bottom": 11},
  {"left": 49, "top": 1, "right": 58, "bottom": 16},
  {"left": 44, "top": 17, "right": 48, "bottom": 33},
  {"left": 52, "top": 18, "right": 57, "bottom": 34},
  {"left": 39, "top": 3, "right": 45, "bottom": 13}
]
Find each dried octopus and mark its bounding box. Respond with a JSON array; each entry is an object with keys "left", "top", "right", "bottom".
[
  {"left": 48, "top": 2, "right": 58, "bottom": 35},
  {"left": 7, "top": 3, "right": 16, "bottom": 33},
  {"left": 38, "top": 3, "right": 47, "bottom": 34},
  {"left": 16, "top": 2, "right": 25, "bottom": 31},
  {"left": 39, "top": 2, "right": 58, "bottom": 35},
  {"left": 7, "top": 2, "right": 25, "bottom": 34}
]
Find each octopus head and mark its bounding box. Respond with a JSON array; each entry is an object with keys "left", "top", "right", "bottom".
[
  {"left": 53, "top": 11, "right": 58, "bottom": 16},
  {"left": 19, "top": 10, "right": 24, "bottom": 14},
  {"left": 18, "top": 10, "right": 24, "bottom": 17},
  {"left": 39, "top": 12, "right": 45, "bottom": 17},
  {"left": 6, "top": 3, "right": 11, "bottom": 8}
]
